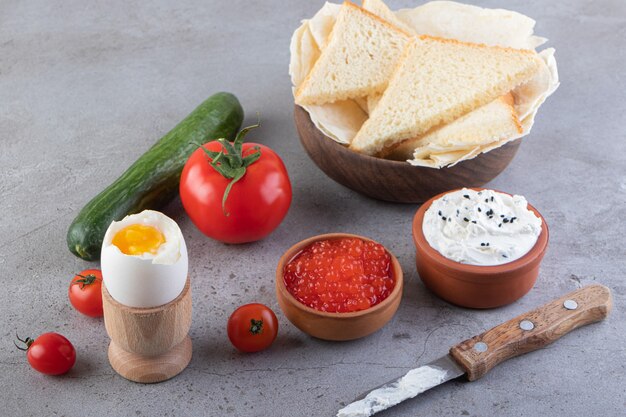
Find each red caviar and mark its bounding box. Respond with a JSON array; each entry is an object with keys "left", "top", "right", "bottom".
[{"left": 283, "top": 238, "right": 395, "bottom": 313}]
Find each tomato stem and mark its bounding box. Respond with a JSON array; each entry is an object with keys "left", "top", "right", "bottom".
[
  {"left": 72, "top": 274, "right": 100, "bottom": 289},
  {"left": 14, "top": 332, "right": 34, "bottom": 351},
  {"left": 196, "top": 114, "right": 262, "bottom": 216},
  {"left": 249, "top": 319, "right": 264, "bottom": 335}
]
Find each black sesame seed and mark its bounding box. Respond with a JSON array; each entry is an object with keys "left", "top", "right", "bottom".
[
  {"left": 442, "top": 216, "right": 447, "bottom": 221},
  {"left": 480, "top": 243, "right": 485, "bottom": 247},
  {"left": 503, "top": 218, "right": 510, "bottom": 223},
  {"left": 477, "top": 207, "right": 482, "bottom": 212},
  {"left": 488, "top": 216, "right": 493, "bottom": 219},
  {"left": 471, "top": 220, "right": 477, "bottom": 224},
  {"left": 503, "top": 254, "right": 508, "bottom": 258},
  {"left": 486, "top": 243, "right": 490, "bottom": 246},
  {"left": 438, "top": 210, "right": 442, "bottom": 216},
  {"left": 491, "top": 196, "right": 494, "bottom": 202},
  {"left": 500, "top": 214, "right": 505, "bottom": 218},
  {"left": 498, "top": 224, "right": 502, "bottom": 227},
  {"left": 463, "top": 217, "right": 469, "bottom": 222},
  {"left": 463, "top": 194, "right": 470, "bottom": 199}
]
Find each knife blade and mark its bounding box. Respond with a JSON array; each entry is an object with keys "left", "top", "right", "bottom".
[
  {"left": 337, "top": 355, "right": 464, "bottom": 417},
  {"left": 337, "top": 284, "right": 612, "bottom": 417}
]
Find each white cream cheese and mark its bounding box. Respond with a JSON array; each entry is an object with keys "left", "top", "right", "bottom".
[
  {"left": 336, "top": 365, "right": 449, "bottom": 417},
  {"left": 422, "top": 188, "right": 542, "bottom": 266}
]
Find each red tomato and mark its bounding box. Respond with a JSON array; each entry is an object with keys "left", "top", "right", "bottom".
[
  {"left": 16, "top": 332, "right": 76, "bottom": 375},
  {"left": 227, "top": 303, "right": 278, "bottom": 353},
  {"left": 68, "top": 269, "right": 103, "bottom": 318},
  {"left": 180, "top": 135, "right": 291, "bottom": 243}
]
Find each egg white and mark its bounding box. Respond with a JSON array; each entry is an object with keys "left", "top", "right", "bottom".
[{"left": 101, "top": 210, "right": 188, "bottom": 308}]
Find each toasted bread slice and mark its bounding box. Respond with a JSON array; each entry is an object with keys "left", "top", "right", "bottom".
[
  {"left": 387, "top": 94, "right": 522, "bottom": 160},
  {"left": 350, "top": 35, "right": 541, "bottom": 155},
  {"left": 295, "top": 2, "right": 410, "bottom": 106},
  {"left": 362, "top": 0, "right": 414, "bottom": 33},
  {"left": 361, "top": 0, "right": 412, "bottom": 116}
]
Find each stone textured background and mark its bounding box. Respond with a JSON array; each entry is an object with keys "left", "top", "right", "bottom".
[{"left": 1, "top": 0, "right": 624, "bottom": 416}]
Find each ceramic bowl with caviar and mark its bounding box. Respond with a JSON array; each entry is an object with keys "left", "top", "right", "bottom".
[
  {"left": 412, "top": 188, "right": 549, "bottom": 309},
  {"left": 275, "top": 233, "right": 403, "bottom": 341}
]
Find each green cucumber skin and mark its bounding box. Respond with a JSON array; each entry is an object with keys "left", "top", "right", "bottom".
[{"left": 67, "top": 92, "right": 244, "bottom": 261}]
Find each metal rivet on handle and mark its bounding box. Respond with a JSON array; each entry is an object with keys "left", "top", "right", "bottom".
[
  {"left": 519, "top": 320, "right": 534, "bottom": 331},
  {"left": 564, "top": 299, "right": 578, "bottom": 310},
  {"left": 474, "top": 342, "right": 488, "bottom": 353}
]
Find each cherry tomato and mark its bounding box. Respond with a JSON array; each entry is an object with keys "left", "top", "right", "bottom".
[
  {"left": 180, "top": 124, "right": 291, "bottom": 244},
  {"left": 15, "top": 332, "right": 76, "bottom": 375},
  {"left": 68, "top": 269, "right": 103, "bottom": 318},
  {"left": 227, "top": 303, "right": 278, "bottom": 353}
]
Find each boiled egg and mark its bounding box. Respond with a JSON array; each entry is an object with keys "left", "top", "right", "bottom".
[{"left": 101, "top": 210, "right": 188, "bottom": 308}]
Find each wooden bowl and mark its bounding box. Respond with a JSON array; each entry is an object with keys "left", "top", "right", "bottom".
[
  {"left": 275, "top": 233, "right": 403, "bottom": 341},
  {"left": 412, "top": 189, "right": 549, "bottom": 309},
  {"left": 295, "top": 105, "right": 522, "bottom": 203}
]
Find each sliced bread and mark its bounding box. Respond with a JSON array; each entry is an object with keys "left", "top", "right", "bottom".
[
  {"left": 350, "top": 35, "right": 541, "bottom": 155},
  {"left": 362, "top": 0, "right": 415, "bottom": 33},
  {"left": 295, "top": 2, "right": 410, "bottom": 106},
  {"left": 366, "top": 92, "right": 382, "bottom": 114},
  {"left": 387, "top": 94, "right": 522, "bottom": 160}
]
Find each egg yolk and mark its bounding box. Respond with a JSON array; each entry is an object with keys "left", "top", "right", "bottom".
[{"left": 112, "top": 224, "right": 165, "bottom": 255}]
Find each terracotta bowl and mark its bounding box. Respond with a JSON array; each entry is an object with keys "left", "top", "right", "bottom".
[
  {"left": 275, "top": 233, "right": 403, "bottom": 341},
  {"left": 412, "top": 189, "right": 549, "bottom": 309},
  {"left": 294, "top": 105, "right": 522, "bottom": 203}
]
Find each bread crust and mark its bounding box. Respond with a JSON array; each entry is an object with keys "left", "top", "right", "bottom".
[
  {"left": 351, "top": 1, "right": 413, "bottom": 38},
  {"left": 418, "top": 34, "right": 538, "bottom": 55}
]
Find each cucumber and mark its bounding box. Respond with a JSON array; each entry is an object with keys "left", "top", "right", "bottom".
[{"left": 67, "top": 92, "right": 244, "bottom": 261}]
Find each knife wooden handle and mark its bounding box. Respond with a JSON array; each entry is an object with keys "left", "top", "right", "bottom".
[{"left": 449, "top": 284, "right": 612, "bottom": 381}]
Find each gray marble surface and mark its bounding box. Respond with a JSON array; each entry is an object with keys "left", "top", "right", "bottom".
[{"left": 1, "top": 0, "right": 624, "bottom": 416}]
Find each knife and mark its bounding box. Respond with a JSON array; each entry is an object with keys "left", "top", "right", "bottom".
[{"left": 337, "top": 284, "right": 612, "bottom": 417}]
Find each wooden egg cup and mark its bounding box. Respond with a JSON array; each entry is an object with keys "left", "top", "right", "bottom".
[{"left": 102, "top": 278, "right": 192, "bottom": 383}]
